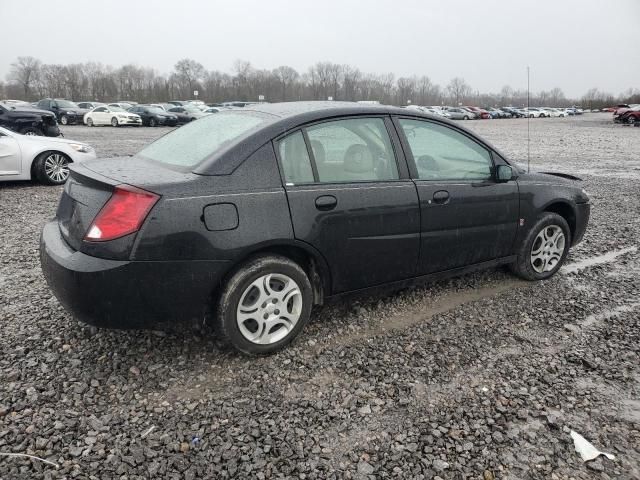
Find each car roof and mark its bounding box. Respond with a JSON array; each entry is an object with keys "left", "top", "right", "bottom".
[{"left": 192, "top": 101, "right": 509, "bottom": 176}]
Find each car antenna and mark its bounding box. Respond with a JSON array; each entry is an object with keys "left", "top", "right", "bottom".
[{"left": 527, "top": 65, "right": 531, "bottom": 173}]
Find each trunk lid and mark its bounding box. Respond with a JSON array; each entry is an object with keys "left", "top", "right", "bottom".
[{"left": 57, "top": 156, "right": 196, "bottom": 256}]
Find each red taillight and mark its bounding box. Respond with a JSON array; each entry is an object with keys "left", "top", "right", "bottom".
[{"left": 84, "top": 185, "right": 159, "bottom": 242}]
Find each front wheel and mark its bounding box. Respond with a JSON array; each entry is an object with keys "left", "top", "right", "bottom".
[
  {"left": 214, "top": 255, "right": 313, "bottom": 355},
  {"left": 510, "top": 212, "right": 571, "bottom": 281},
  {"left": 627, "top": 116, "right": 636, "bottom": 125},
  {"left": 34, "top": 151, "right": 70, "bottom": 185},
  {"left": 463, "top": 115, "right": 469, "bottom": 120},
  {"left": 87, "top": 117, "right": 94, "bottom": 127},
  {"left": 60, "top": 115, "right": 69, "bottom": 125},
  {"left": 149, "top": 117, "right": 157, "bottom": 127},
  {"left": 111, "top": 117, "right": 119, "bottom": 127}
]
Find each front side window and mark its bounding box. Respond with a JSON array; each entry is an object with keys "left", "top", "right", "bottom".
[
  {"left": 305, "top": 117, "right": 398, "bottom": 183},
  {"left": 278, "top": 131, "right": 314, "bottom": 184},
  {"left": 399, "top": 119, "right": 492, "bottom": 181}
]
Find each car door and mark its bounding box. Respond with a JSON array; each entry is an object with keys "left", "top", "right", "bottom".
[
  {"left": 0, "top": 131, "right": 21, "bottom": 176},
  {"left": 94, "top": 107, "right": 109, "bottom": 125},
  {"left": 395, "top": 117, "right": 519, "bottom": 275},
  {"left": 276, "top": 116, "right": 420, "bottom": 294}
]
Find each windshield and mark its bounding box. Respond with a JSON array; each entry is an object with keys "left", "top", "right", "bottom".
[
  {"left": 183, "top": 105, "right": 200, "bottom": 113},
  {"left": 137, "top": 112, "right": 270, "bottom": 167},
  {"left": 109, "top": 106, "right": 126, "bottom": 112},
  {"left": 146, "top": 107, "right": 164, "bottom": 113},
  {"left": 56, "top": 100, "right": 79, "bottom": 108}
]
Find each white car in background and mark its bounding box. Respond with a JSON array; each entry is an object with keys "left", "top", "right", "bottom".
[
  {"left": 0, "top": 126, "right": 95, "bottom": 185},
  {"left": 524, "top": 108, "right": 545, "bottom": 118},
  {"left": 84, "top": 105, "right": 142, "bottom": 127}
]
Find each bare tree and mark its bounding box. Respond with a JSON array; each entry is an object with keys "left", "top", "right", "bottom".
[
  {"left": 447, "top": 77, "right": 472, "bottom": 105},
  {"left": 273, "top": 66, "right": 299, "bottom": 101},
  {"left": 174, "top": 58, "right": 206, "bottom": 98},
  {"left": 8, "top": 56, "right": 41, "bottom": 99}
]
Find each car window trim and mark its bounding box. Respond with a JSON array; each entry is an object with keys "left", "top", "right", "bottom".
[
  {"left": 392, "top": 115, "right": 498, "bottom": 182},
  {"left": 274, "top": 115, "right": 409, "bottom": 187}
]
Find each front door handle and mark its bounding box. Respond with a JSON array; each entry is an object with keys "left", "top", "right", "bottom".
[
  {"left": 315, "top": 195, "right": 337, "bottom": 211},
  {"left": 432, "top": 190, "right": 450, "bottom": 204}
]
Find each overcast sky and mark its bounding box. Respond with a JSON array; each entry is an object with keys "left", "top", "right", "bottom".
[{"left": 1, "top": 0, "right": 637, "bottom": 97}]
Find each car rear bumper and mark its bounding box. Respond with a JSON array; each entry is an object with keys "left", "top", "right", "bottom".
[
  {"left": 572, "top": 202, "right": 590, "bottom": 246},
  {"left": 40, "top": 221, "right": 230, "bottom": 329}
]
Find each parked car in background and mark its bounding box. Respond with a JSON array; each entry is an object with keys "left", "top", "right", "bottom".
[
  {"left": 524, "top": 108, "right": 545, "bottom": 118},
  {"left": 1, "top": 99, "right": 31, "bottom": 107},
  {"left": 40, "top": 102, "right": 590, "bottom": 355},
  {"left": 463, "top": 106, "right": 491, "bottom": 119},
  {"left": 108, "top": 102, "right": 135, "bottom": 110},
  {"left": 85, "top": 105, "right": 142, "bottom": 127},
  {"left": 613, "top": 104, "right": 639, "bottom": 120},
  {"left": 501, "top": 107, "right": 525, "bottom": 118},
  {"left": 167, "top": 104, "right": 207, "bottom": 123},
  {"left": 204, "top": 107, "right": 225, "bottom": 114},
  {"left": 77, "top": 102, "right": 106, "bottom": 111},
  {"left": 128, "top": 105, "right": 179, "bottom": 126},
  {"left": 0, "top": 126, "right": 95, "bottom": 184},
  {"left": 614, "top": 106, "right": 640, "bottom": 124},
  {"left": 0, "top": 102, "right": 60, "bottom": 136},
  {"left": 446, "top": 107, "right": 473, "bottom": 120},
  {"left": 36, "top": 98, "right": 89, "bottom": 125},
  {"left": 485, "top": 107, "right": 508, "bottom": 118}
]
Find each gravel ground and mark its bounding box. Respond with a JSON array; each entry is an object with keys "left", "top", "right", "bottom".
[{"left": 0, "top": 113, "right": 639, "bottom": 479}]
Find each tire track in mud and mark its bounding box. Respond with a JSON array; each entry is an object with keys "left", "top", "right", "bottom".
[{"left": 157, "top": 245, "right": 637, "bottom": 407}]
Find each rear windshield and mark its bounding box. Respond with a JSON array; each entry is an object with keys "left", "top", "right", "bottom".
[{"left": 137, "top": 112, "right": 269, "bottom": 167}]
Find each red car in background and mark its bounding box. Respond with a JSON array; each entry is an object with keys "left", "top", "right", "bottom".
[
  {"left": 615, "top": 109, "right": 640, "bottom": 124},
  {"left": 463, "top": 106, "right": 491, "bottom": 119}
]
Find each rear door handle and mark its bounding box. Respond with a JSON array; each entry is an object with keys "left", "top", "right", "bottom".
[
  {"left": 315, "top": 195, "right": 337, "bottom": 211},
  {"left": 432, "top": 190, "right": 450, "bottom": 204}
]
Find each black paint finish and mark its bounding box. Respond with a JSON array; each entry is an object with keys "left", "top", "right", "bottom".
[{"left": 40, "top": 102, "right": 591, "bottom": 329}]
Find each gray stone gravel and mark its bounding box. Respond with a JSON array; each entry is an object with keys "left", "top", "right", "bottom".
[{"left": 0, "top": 114, "right": 639, "bottom": 479}]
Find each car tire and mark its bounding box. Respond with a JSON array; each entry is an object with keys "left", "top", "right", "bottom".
[
  {"left": 111, "top": 117, "right": 119, "bottom": 127},
  {"left": 510, "top": 212, "right": 571, "bottom": 281},
  {"left": 20, "top": 126, "right": 44, "bottom": 136},
  {"left": 87, "top": 118, "right": 94, "bottom": 127},
  {"left": 60, "top": 115, "right": 69, "bottom": 125},
  {"left": 463, "top": 115, "right": 469, "bottom": 120},
  {"left": 33, "top": 151, "right": 71, "bottom": 185},
  {"left": 214, "top": 254, "right": 313, "bottom": 355},
  {"left": 149, "top": 118, "right": 157, "bottom": 127},
  {"left": 627, "top": 116, "right": 636, "bottom": 125}
]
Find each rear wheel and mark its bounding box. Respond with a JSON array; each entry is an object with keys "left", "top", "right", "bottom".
[
  {"left": 111, "top": 117, "right": 119, "bottom": 127},
  {"left": 214, "top": 255, "right": 313, "bottom": 355},
  {"left": 510, "top": 212, "right": 570, "bottom": 281},
  {"left": 20, "top": 126, "right": 43, "bottom": 136},
  {"left": 34, "top": 151, "right": 70, "bottom": 185}
]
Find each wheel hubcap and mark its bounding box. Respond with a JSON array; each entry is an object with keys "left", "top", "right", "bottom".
[
  {"left": 530, "top": 225, "right": 565, "bottom": 273},
  {"left": 236, "top": 273, "right": 302, "bottom": 345},
  {"left": 44, "top": 154, "right": 69, "bottom": 182}
]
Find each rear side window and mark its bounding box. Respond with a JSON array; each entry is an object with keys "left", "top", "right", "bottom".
[
  {"left": 306, "top": 118, "right": 398, "bottom": 183},
  {"left": 399, "top": 119, "right": 492, "bottom": 181},
  {"left": 138, "top": 112, "right": 269, "bottom": 167},
  {"left": 278, "top": 131, "right": 314, "bottom": 184}
]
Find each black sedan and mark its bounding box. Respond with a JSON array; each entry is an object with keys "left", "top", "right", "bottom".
[
  {"left": 40, "top": 102, "right": 590, "bottom": 355},
  {"left": 0, "top": 102, "right": 60, "bottom": 136},
  {"left": 167, "top": 105, "right": 207, "bottom": 124},
  {"left": 128, "top": 105, "right": 179, "bottom": 127}
]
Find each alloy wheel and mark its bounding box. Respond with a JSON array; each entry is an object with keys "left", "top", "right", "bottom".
[
  {"left": 530, "top": 225, "right": 565, "bottom": 273},
  {"left": 44, "top": 153, "right": 70, "bottom": 183},
  {"left": 236, "top": 273, "right": 303, "bottom": 345}
]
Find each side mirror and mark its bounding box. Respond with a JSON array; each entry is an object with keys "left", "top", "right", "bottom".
[{"left": 496, "top": 165, "right": 516, "bottom": 182}]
